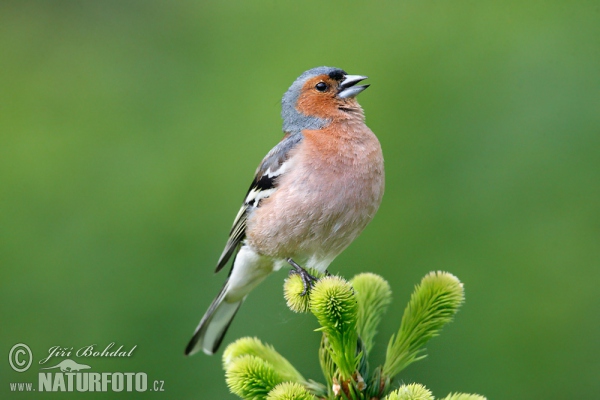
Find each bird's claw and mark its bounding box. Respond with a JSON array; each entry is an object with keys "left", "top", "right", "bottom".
[{"left": 287, "top": 258, "right": 318, "bottom": 296}]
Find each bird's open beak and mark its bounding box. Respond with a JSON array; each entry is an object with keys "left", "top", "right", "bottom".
[{"left": 338, "top": 75, "right": 369, "bottom": 99}]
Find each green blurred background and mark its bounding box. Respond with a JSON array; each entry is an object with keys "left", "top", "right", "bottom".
[{"left": 1, "top": 1, "right": 599, "bottom": 399}]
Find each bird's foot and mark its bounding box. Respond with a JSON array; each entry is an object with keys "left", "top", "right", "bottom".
[{"left": 287, "top": 258, "right": 318, "bottom": 296}]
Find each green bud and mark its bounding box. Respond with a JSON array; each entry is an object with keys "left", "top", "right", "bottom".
[
  {"left": 384, "top": 383, "right": 434, "bottom": 400},
  {"left": 441, "top": 393, "right": 487, "bottom": 400},
  {"left": 283, "top": 268, "right": 325, "bottom": 314},
  {"left": 225, "top": 355, "right": 284, "bottom": 400},
  {"left": 383, "top": 271, "right": 465, "bottom": 378},
  {"left": 267, "top": 382, "right": 317, "bottom": 400},
  {"left": 309, "top": 276, "right": 359, "bottom": 380},
  {"left": 351, "top": 272, "right": 392, "bottom": 354},
  {"left": 284, "top": 273, "right": 312, "bottom": 313},
  {"left": 223, "top": 337, "right": 305, "bottom": 383}
]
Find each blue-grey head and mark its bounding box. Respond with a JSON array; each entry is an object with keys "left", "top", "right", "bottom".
[{"left": 281, "top": 66, "right": 369, "bottom": 134}]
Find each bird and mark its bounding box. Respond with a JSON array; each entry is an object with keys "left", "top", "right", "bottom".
[{"left": 185, "top": 66, "right": 385, "bottom": 356}]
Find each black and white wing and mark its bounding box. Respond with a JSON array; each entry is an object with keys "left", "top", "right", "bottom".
[{"left": 214, "top": 133, "right": 302, "bottom": 272}]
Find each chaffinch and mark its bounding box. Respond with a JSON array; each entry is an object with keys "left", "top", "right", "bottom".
[{"left": 185, "top": 66, "right": 385, "bottom": 356}]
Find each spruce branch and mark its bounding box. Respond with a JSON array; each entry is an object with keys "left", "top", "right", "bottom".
[
  {"left": 221, "top": 271, "right": 484, "bottom": 400},
  {"left": 318, "top": 334, "right": 335, "bottom": 394}
]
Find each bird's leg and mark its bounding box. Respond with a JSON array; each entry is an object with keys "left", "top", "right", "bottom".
[{"left": 287, "top": 258, "right": 318, "bottom": 296}]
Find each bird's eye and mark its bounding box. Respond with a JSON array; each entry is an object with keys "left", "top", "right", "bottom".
[{"left": 315, "top": 82, "right": 328, "bottom": 92}]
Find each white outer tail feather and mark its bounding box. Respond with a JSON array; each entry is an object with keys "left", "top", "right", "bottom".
[
  {"left": 185, "top": 282, "right": 244, "bottom": 356},
  {"left": 186, "top": 246, "right": 277, "bottom": 355}
]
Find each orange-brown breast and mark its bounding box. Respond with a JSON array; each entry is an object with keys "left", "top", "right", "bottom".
[{"left": 246, "top": 118, "right": 384, "bottom": 262}]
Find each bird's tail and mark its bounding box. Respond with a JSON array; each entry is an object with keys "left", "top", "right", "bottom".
[{"left": 185, "top": 281, "right": 244, "bottom": 356}]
